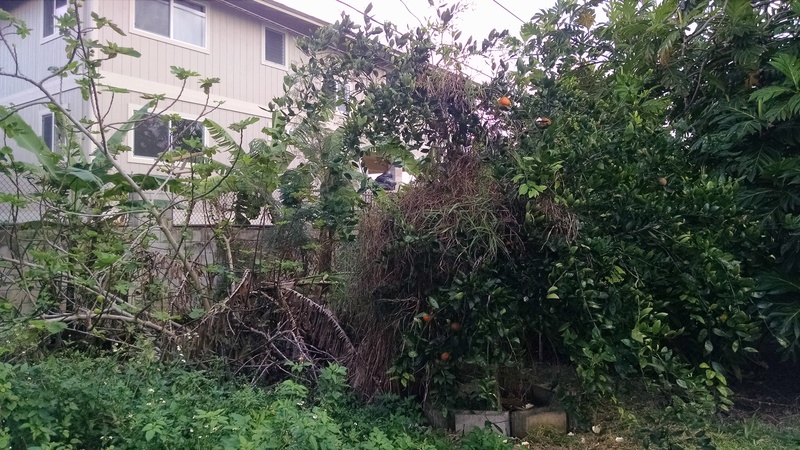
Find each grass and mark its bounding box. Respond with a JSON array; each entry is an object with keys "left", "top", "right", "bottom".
[
  {"left": 711, "top": 415, "right": 800, "bottom": 450},
  {"left": 3, "top": 349, "right": 799, "bottom": 449},
  {"left": 508, "top": 413, "right": 800, "bottom": 450}
]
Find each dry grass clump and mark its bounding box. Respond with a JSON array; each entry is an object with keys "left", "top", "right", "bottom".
[
  {"left": 533, "top": 195, "right": 579, "bottom": 243},
  {"left": 341, "top": 153, "right": 524, "bottom": 395},
  {"left": 356, "top": 152, "right": 522, "bottom": 304},
  {"left": 416, "top": 69, "right": 478, "bottom": 121}
]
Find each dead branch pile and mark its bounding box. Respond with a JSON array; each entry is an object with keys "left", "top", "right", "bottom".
[{"left": 185, "top": 270, "right": 355, "bottom": 384}]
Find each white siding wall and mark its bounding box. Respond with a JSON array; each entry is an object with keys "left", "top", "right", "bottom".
[
  {"left": 0, "top": 0, "right": 76, "bottom": 97},
  {"left": 0, "top": 88, "right": 89, "bottom": 222},
  {"left": 95, "top": 0, "right": 305, "bottom": 109},
  {"left": 98, "top": 91, "right": 271, "bottom": 175},
  {"left": 0, "top": 1, "right": 92, "bottom": 167},
  {"left": 0, "top": 1, "right": 92, "bottom": 222},
  {"left": 90, "top": 0, "right": 309, "bottom": 174}
]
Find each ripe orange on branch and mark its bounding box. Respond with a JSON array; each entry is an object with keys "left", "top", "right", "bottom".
[{"left": 497, "top": 96, "right": 512, "bottom": 108}]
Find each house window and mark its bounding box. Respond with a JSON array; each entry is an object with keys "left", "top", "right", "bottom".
[
  {"left": 264, "top": 27, "right": 286, "bottom": 66},
  {"left": 43, "top": 0, "right": 69, "bottom": 38},
  {"left": 337, "top": 83, "right": 351, "bottom": 114},
  {"left": 134, "top": 0, "right": 206, "bottom": 48},
  {"left": 133, "top": 115, "right": 203, "bottom": 159},
  {"left": 41, "top": 113, "right": 56, "bottom": 151}
]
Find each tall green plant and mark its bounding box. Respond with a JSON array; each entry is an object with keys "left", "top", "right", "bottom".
[
  {"left": 0, "top": 2, "right": 292, "bottom": 365},
  {"left": 595, "top": 0, "right": 800, "bottom": 356},
  {"left": 494, "top": 0, "right": 763, "bottom": 419}
]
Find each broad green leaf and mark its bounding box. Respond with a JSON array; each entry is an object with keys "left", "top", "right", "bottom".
[
  {"left": 769, "top": 53, "right": 800, "bottom": 89},
  {"left": 0, "top": 106, "right": 58, "bottom": 177},
  {"left": 44, "top": 321, "right": 68, "bottom": 334}
]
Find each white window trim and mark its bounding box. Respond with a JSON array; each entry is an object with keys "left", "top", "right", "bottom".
[
  {"left": 261, "top": 25, "right": 288, "bottom": 70},
  {"left": 41, "top": 0, "right": 69, "bottom": 44},
  {"left": 39, "top": 110, "right": 56, "bottom": 151},
  {"left": 127, "top": 105, "right": 207, "bottom": 165},
  {"left": 129, "top": 0, "right": 210, "bottom": 54}
]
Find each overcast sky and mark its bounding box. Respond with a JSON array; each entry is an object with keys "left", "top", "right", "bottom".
[{"left": 276, "top": 0, "right": 558, "bottom": 41}]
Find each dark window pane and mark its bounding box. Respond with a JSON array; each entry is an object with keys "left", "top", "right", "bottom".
[
  {"left": 43, "top": 0, "right": 54, "bottom": 37},
  {"left": 265, "top": 28, "right": 285, "bottom": 65},
  {"left": 135, "top": 0, "right": 170, "bottom": 38},
  {"left": 45, "top": 0, "right": 69, "bottom": 37},
  {"left": 172, "top": 119, "right": 203, "bottom": 153},
  {"left": 134, "top": 115, "right": 169, "bottom": 158},
  {"left": 42, "top": 114, "right": 54, "bottom": 151},
  {"left": 175, "top": 0, "right": 203, "bottom": 13}
]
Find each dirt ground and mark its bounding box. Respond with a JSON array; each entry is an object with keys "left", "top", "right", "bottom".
[
  {"left": 508, "top": 355, "right": 800, "bottom": 449},
  {"left": 730, "top": 352, "right": 800, "bottom": 421}
]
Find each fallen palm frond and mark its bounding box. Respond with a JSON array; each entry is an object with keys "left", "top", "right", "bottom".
[
  {"left": 284, "top": 287, "right": 356, "bottom": 358},
  {"left": 185, "top": 271, "right": 355, "bottom": 384}
]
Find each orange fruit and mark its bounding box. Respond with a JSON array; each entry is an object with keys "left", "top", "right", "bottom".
[
  {"left": 450, "top": 322, "right": 462, "bottom": 332},
  {"left": 422, "top": 314, "right": 432, "bottom": 323},
  {"left": 497, "top": 96, "right": 512, "bottom": 108},
  {"left": 658, "top": 177, "right": 667, "bottom": 186},
  {"left": 440, "top": 352, "right": 451, "bottom": 361},
  {"left": 535, "top": 117, "right": 552, "bottom": 128}
]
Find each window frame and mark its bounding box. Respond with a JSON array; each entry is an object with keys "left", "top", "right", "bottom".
[
  {"left": 131, "top": 0, "right": 209, "bottom": 52},
  {"left": 42, "top": 0, "right": 69, "bottom": 42},
  {"left": 128, "top": 108, "right": 207, "bottom": 164},
  {"left": 39, "top": 110, "right": 57, "bottom": 152},
  {"left": 262, "top": 25, "right": 288, "bottom": 69}
]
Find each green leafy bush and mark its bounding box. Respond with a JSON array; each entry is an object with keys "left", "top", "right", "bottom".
[{"left": 0, "top": 353, "right": 512, "bottom": 449}]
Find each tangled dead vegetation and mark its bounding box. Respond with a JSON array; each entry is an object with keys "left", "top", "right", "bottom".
[
  {"left": 531, "top": 195, "right": 579, "bottom": 243},
  {"left": 184, "top": 270, "right": 355, "bottom": 384},
  {"left": 355, "top": 153, "right": 523, "bottom": 303},
  {"left": 339, "top": 153, "right": 525, "bottom": 395},
  {"left": 416, "top": 69, "right": 478, "bottom": 123}
]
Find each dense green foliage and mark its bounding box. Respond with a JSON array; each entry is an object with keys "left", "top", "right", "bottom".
[
  {"left": 0, "top": 353, "right": 515, "bottom": 450},
  {"left": 497, "top": 2, "right": 766, "bottom": 408}
]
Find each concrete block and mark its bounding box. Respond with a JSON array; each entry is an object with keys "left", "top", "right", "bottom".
[
  {"left": 454, "top": 410, "right": 510, "bottom": 435},
  {"left": 510, "top": 407, "right": 567, "bottom": 438}
]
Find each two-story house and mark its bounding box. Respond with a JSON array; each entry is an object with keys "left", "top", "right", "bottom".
[{"left": 0, "top": 0, "right": 337, "bottom": 222}]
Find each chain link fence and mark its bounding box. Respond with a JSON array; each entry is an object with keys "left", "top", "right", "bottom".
[
  {"left": 0, "top": 174, "right": 42, "bottom": 224},
  {"left": 171, "top": 192, "right": 273, "bottom": 227}
]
